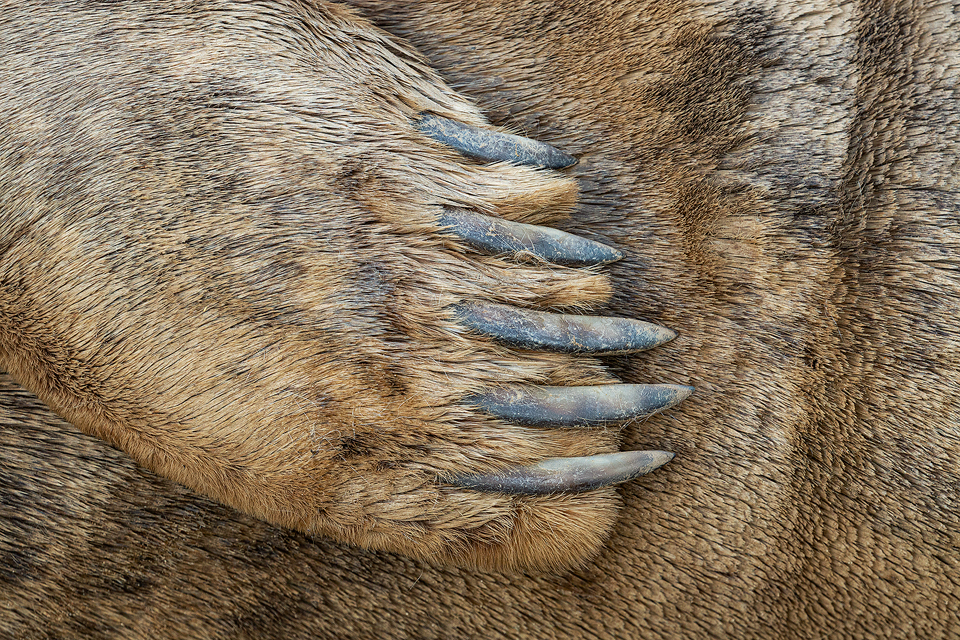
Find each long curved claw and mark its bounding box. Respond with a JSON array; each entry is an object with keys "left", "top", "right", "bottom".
[
  {"left": 416, "top": 113, "right": 578, "bottom": 169},
  {"left": 438, "top": 208, "right": 622, "bottom": 266},
  {"left": 447, "top": 450, "right": 675, "bottom": 495},
  {"left": 472, "top": 384, "right": 694, "bottom": 427},
  {"left": 451, "top": 301, "right": 676, "bottom": 354}
]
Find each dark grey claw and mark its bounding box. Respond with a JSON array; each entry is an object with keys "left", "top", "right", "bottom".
[
  {"left": 472, "top": 384, "right": 694, "bottom": 427},
  {"left": 448, "top": 450, "right": 675, "bottom": 495},
  {"left": 416, "top": 113, "right": 578, "bottom": 169},
  {"left": 439, "top": 208, "right": 622, "bottom": 266},
  {"left": 451, "top": 301, "right": 676, "bottom": 354}
]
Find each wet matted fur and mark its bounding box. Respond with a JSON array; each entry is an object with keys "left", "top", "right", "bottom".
[{"left": 2, "top": 0, "right": 959, "bottom": 638}]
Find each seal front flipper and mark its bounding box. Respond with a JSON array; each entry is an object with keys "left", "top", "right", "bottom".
[{"left": 0, "top": 0, "right": 691, "bottom": 572}]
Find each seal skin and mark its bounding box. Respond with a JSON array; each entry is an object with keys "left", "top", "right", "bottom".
[{"left": 3, "top": 0, "right": 960, "bottom": 638}]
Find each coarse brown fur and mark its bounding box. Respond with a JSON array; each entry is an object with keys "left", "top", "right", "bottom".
[
  {"left": 1, "top": 0, "right": 625, "bottom": 572},
  {"left": 1, "top": 0, "right": 959, "bottom": 638}
]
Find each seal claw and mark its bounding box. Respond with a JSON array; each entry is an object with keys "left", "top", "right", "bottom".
[
  {"left": 439, "top": 208, "right": 622, "bottom": 266},
  {"left": 470, "top": 384, "right": 694, "bottom": 427},
  {"left": 451, "top": 301, "right": 676, "bottom": 354},
  {"left": 447, "top": 450, "right": 675, "bottom": 495},
  {"left": 416, "top": 113, "right": 577, "bottom": 169}
]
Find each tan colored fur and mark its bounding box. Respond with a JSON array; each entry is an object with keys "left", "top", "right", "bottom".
[
  {"left": 2, "top": 0, "right": 959, "bottom": 638},
  {"left": 1, "top": 0, "right": 626, "bottom": 571}
]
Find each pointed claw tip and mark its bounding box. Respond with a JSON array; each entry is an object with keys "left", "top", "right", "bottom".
[
  {"left": 653, "top": 326, "right": 678, "bottom": 345},
  {"left": 621, "top": 449, "right": 675, "bottom": 478},
  {"left": 553, "top": 151, "right": 579, "bottom": 169},
  {"left": 666, "top": 385, "right": 695, "bottom": 405},
  {"left": 599, "top": 246, "right": 624, "bottom": 264},
  {"left": 564, "top": 238, "right": 621, "bottom": 266},
  {"left": 584, "top": 244, "right": 623, "bottom": 267},
  {"left": 648, "top": 449, "right": 676, "bottom": 466}
]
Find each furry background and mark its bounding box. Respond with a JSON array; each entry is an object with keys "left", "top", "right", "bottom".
[{"left": 1, "top": 0, "right": 958, "bottom": 638}]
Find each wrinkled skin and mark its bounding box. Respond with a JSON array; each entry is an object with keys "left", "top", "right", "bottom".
[{"left": 2, "top": 0, "right": 960, "bottom": 638}]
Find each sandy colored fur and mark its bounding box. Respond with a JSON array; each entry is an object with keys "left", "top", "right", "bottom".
[
  {"left": 2, "top": 0, "right": 960, "bottom": 638},
  {"left": 0, "top": 0, "right": 628, "bottom": 571}
]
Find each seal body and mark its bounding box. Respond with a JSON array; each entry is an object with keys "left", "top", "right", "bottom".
[{"left": 1, "top": 0, "right": 959, "bottom": 638}]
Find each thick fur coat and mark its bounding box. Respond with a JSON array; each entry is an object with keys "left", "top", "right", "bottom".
[{"left": 1, "top": 0, "right": 958, "bottom": 638}]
